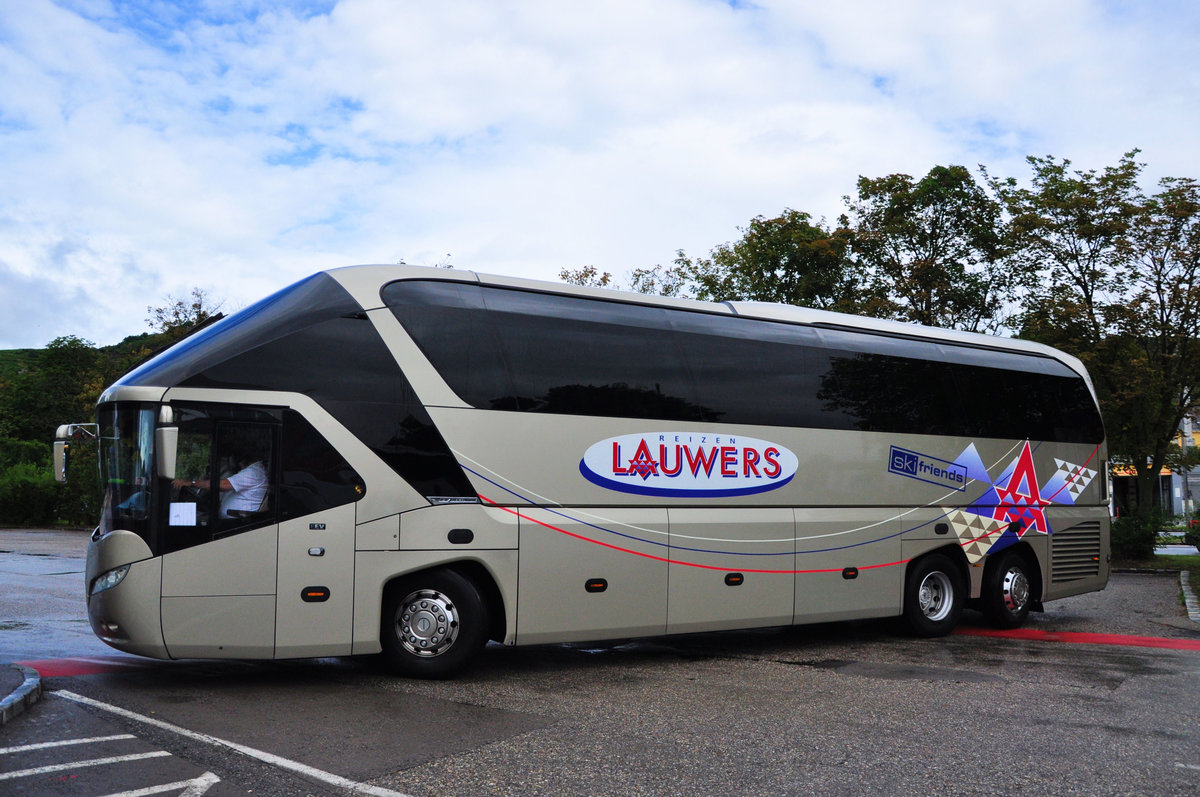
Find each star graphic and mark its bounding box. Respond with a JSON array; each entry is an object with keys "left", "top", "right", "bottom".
[{"left": 992, "top": 442, "right": 1050, "bottom": 536}]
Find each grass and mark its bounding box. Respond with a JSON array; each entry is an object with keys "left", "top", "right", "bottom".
[{"left": 1113, "top": 552, "right": 1200, "bottom": 580}]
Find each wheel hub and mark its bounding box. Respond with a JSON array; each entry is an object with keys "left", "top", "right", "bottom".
[
  {"left": 917, "top": 571, "right": 953, "bottom": 621},
  {"left": 1001, "top": 567, "right": 1030, "bottom": 613},
  {"left": 396, "top": 589, "right": 459, "bottom": 658}
]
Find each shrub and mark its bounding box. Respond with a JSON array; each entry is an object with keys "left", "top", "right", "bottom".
[
  {"left": 0, "top": 462, "right": 58, "bottom": 526},
  {"left": 1111, "top": 510, "right": 1163, "bottom": 560},
  {"left": 0, "top": 437, "right": 51, "bottom": 470},
  {"left": 1185, "top": 519, "right": 1200, "bottom": 550},
  {"left": 57, "top": 436, "right": 101, "bottom": 528}
]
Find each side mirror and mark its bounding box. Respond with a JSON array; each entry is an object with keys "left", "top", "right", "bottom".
[
  {"left": 53, "top": 440, "right": 68, "bottom": 484},
  {"left": 156, "top": 426, "right": 178, "bottom": 480}
]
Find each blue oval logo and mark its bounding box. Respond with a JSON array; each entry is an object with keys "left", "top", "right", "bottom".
[{"left": 579, "top": 432, "right": 798, "bottom": 497}]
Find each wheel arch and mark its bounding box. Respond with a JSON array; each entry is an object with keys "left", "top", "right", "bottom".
[
  {"left": 905, "top": 543, "right": 969, "bottom": 587},
  {"left": 381, "top": 559, "right": 507, "bottom": 644}
]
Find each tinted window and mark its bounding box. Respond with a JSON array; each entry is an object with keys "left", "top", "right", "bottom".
[
  {"left": 667, "top": 311, "right": 841, "bottom": 428},
  {"left": 386, "top": 281, "right": 715, "bottom": 420},
  {"left": 278, "top": 410, "right": 364, "bottom": 520},
  {"left": 160, "top": 405, "right": 373, "bottom": 554},
  {"left": 382, "top": 280, "right": 1104, "bottom": 444},
  {"left": 97, "top": 403, "right": 157, "bottom": 548},
  {"left": 164, "top": 405, "right": 278, "bottom": 555},
  {"left": 120, "top": 273, "right": 475, "bottom": 500}
]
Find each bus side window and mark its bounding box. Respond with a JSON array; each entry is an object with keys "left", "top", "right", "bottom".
[
  {"left": 277, "top": 410, "right": 363, "bottom": 519},
  {"left": 214, "top": 423, "right": 276, "bottom": 537},
  {"left": 165, "top": 417, "right": 215, "bottom": 553},
  {"left": 163, "top": 411, "right": 278, "bottom": 552}
]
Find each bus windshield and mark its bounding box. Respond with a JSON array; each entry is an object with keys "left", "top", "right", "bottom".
[{"left": 98, "top": 403, "right": 157, "bottom": 544}]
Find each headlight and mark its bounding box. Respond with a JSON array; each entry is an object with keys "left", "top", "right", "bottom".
[{"left": 91, "top": 564, "right": 131, "bottom": 595}]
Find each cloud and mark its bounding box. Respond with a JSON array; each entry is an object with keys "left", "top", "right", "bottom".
[{"left": 0, "top": 0, "right": 1197, "bottom": 349}]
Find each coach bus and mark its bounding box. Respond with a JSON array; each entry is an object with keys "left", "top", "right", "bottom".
[{"left": 64, "top": 264, "right": 1109, "bottom": 677}]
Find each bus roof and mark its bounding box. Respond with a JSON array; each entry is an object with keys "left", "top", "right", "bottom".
[{"left": 328, "top": 263, "right": 1094, "bottom": 388}]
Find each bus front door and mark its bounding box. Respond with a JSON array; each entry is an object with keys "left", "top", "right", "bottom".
[{"left": 159, "top": 413, "right": 279, "bottom": 659}]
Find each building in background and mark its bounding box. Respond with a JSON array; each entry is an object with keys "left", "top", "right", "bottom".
[{"left": 1111, "top": 415, "right": 1200, "bottom": 519}]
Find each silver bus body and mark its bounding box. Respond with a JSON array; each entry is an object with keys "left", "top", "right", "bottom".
[{"left": 80, "top": 265, "right": 1109, "bottom": 676}]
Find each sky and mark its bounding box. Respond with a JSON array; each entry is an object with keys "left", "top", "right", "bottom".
[{"left": 1, "top": 0, "right": 1197, "bottom": 349}]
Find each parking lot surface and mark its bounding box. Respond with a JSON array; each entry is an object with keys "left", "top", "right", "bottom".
[{"left": 2, "top": 529, "right": 1199, "bottom": 795}]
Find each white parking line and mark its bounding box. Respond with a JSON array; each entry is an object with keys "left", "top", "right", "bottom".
[
  {"left": 0, "top": 750, "right": 171, "bottom": 780},
  {"left": 1176, "top": 762, "right": 1200, "bottom": 771},
  {"left": 53, "top": 690, "right": 412, "bottom": 797},
  {"left": 98, "top": 770, "right": 221, "bottom": 797},
  {"left": 0, "top": 733, "right": 136, "bottom": 755},
  {"left": 0, "top": 722, "right": 220, "bottom": 794}
]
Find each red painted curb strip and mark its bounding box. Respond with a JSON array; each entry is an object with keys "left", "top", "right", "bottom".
[
  {"left": 955, "top": 626, "right": 1200, "bottom": 651},
  {"left": 15, "top": 657, "right": 147, "bottom": 677}
]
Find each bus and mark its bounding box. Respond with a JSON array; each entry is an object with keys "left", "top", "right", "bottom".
[{"left": 64, "top": 264, "right": 1109, "bottom": 678}]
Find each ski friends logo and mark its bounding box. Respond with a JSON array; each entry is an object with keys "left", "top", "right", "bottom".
[
  {"left": 888, "top": 446, "right": 967, "bottom": 491},
  {"left": 580, "top": 433, "right": 798, "bottom": 497}
]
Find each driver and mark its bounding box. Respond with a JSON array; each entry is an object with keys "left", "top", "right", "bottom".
[{"left": 173, "top": 443, "right": 268, "bottom": 518}]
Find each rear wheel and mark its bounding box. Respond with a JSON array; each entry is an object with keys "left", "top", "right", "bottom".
[
  {"left": 903, "top": 553, "right": 964, "bottom": 637},
  {"left": 380, "top": 569, "right": 488, "bottom": 679},
  {"left": 981, "top": 550, "right": 1034, "bottom": 629}
]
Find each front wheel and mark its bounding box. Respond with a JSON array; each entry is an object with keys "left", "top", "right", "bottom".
[
  {"left": 981, "top": 550, "right": 1034, "bottom": 629},
  {"left": 903, "top": 553, "right": 964, "bottom": 637},
  {"left": 381, "top": 569, "right": 488, "bottom": 679}
]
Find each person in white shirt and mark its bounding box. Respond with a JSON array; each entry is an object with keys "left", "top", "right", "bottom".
[
  {"left": 173, "top": 457, "right": 268, "bottom": 519},
  {"left": 218, "top": 458, "right": 269, "bottom": 518}
]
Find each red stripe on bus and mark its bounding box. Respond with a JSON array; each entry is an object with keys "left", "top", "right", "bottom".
[
  {"left": 955, "top": 627, "right": 1200, "bottom": 651},
  {"left": 1041, "top": 442, "right": 1102, "bottom": 504},
  {"left": 479, "top": 495, "right": 908, "bottom": 575}
]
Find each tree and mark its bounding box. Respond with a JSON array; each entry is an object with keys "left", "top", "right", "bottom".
[
  {"left": 630, "top": 209, "right": 868, "bottom": 312},
  {"left": 990, "top": 151, "right": 1141, "bottom": 342},
  {"left": 559, "top": 266, "right": 614, "bottom": 288},
  {"left": 846, "top": 165, "right": 1010, "bottom": 332},
  {"left": 146, "top": 287, "right": 224, "bottom": 333},
  {"left": 1000, "top": 152, "right": 1200, "bottom": 525},
  {"left": 0, "top": 336, "right": 101, "bottom": 442},
  {"left": 628, "top": 258, "right": 690, "bottom": 297}
]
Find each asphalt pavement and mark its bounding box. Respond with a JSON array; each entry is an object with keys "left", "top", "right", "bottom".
[{"left": 2, "top": 528, "right": 1199, "bottom": 729}]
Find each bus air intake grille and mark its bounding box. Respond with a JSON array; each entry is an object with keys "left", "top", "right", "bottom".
[{"left": 1050, "top": 522, "right": 1102, "bottom": 583}]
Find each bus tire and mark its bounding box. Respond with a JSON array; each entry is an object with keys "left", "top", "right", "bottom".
[
  {"left": 981, "top": 549, "right": 1034, "bottom": 629},
  {"left": 381, "top": 569, "right": 488, "bottom": 679},
  {"left": 903, "top": 553, "right": 963, "bottom": 637}
]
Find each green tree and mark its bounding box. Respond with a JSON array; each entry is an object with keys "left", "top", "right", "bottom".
[
  {"left": 146, "top": 287, "right": 224, "bottom": 333},
  {"left": 1001, "top": 152, "right": 1200, "bottom": 527},
  {"left": 559, "top": 266, "right": 615, "bottom": 288},
  {"left": 628, "top": 258, "right": 691, "bottom": 297},
  {"left": 846, "top": 165, "right": 1010, "bottom": 332},
  {"left": 0, "top": 336, "right": 102, "bottom": 442},
  {"left": 631, "top": 210, "right": 867, "bottom": 312}
]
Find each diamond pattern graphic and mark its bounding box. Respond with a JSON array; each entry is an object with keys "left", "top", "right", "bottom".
[
  {"left": 626, "top": 446, "right": 659, "bottom": 480},
  {"left": 1053, "top": 458, "right": 1097, "bottom": 502},
  {"left": 945, "top": 509, "right": 1011, "bottom": 563}
]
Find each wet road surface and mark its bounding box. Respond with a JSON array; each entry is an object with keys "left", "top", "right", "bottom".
[{"left": 3, "top": 529, "right": 1199, "bottom": 795}]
